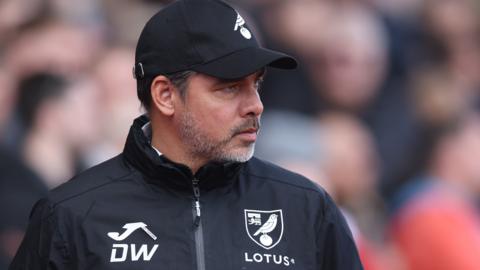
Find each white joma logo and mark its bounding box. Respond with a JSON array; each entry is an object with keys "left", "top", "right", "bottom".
[
  {"left": 108, "top": 222, "right": 158, "bottom": 263},
  {"left": 108, "top": 222, "right": 157, "bottom": 241}
]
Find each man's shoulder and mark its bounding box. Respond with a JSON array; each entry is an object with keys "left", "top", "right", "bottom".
[
  {"left": 47, "top": 154, "right": 134, "bottom": 206},
  {"left": 244, "top": 157, "right": 326, "bottom": 196}
]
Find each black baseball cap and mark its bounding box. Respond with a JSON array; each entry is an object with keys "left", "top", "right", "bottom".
[{"left": 134, "top": 0, "right": 297, "bottom": 80}]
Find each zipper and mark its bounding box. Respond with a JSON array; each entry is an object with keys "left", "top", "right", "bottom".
[
  {"left": 192, "top": 178, "right": 206, "bottom": 270},
  {"left": 193, "top": 178, "right": 201, "bottom": 227}
]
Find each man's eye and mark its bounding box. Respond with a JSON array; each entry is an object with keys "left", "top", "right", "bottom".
[
  {"left": 222, "top": 85, "right": 240, "bottom": 93},
  {"left": 255, "top": 78, "right": 264, "bottom": 91}
]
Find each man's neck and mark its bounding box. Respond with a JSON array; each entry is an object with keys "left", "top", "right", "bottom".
[
  {"left": 149, "top": 120, "right": 206, "bottom": 174},
  {"left": 151, "top": 137, "right": 207, "bottom": 174}
]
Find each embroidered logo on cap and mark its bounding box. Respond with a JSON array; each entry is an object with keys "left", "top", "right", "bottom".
[{"left": 234, "top": 12, "right": 252, "bottom": 40}]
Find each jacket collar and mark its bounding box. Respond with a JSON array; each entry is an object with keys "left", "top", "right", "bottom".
[{"left": 123, "top": 115, "right": 244, "bottom": 191}]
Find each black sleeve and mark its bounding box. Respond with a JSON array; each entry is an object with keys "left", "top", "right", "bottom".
[
  {"left": 9, "top": 199, "right": 72, "bottom": 270},
  {"left": 316, "top": 193, "right": 364, "bottom": 270}
]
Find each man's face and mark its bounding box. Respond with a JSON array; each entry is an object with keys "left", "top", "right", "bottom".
[{"left": 174, "top": 70, "right": 264, "bottom": 163}]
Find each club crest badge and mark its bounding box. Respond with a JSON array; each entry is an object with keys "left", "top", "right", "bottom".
[{"left": 244, "top": 209, "right": 284, "bottom": 250}]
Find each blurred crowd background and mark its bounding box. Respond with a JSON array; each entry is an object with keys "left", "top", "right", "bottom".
[{"left": 1, "top": 0, "right": 480, "bottom": 269}]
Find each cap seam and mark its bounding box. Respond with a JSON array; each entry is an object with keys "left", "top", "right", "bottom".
[{"left": 180, "top": 0, "right": 203, "bottom": 64}]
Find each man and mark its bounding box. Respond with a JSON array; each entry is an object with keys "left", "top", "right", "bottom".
[{"left": 10, "top": 0, "right": 363, "bottom": 269}]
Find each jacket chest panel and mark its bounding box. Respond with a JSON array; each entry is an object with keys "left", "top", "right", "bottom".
[{"left": 73, "top": 190, "right": 317, "bottom": 270}]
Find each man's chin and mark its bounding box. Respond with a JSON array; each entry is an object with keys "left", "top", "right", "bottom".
[{"left": 215, "top": 144, "right": 255, "bottom": 163}]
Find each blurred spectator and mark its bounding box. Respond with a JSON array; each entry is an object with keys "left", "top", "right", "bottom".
[
  {"left": 87, "top": 46, "right": 141, "bottom": 166},
  {"left": 4, "top": 20, "right": 101, "bottom": 79},
  {"left": 304, "top": 4, "right": 419, "bottom": 197},
  {"left": 0, "top": 73, "right": 100, "bottom": 267},
  {"left": 410, "top": 68, "right": 468, "bottom": 128},
  {"left": 17, "top": 73, "right": 100, "bottom": 186},
  {"left": 317, "top": 112, "right": 389, "bottom": 270},
  {"left": 390, "top": 67, "right": 475, "bottom": 191},
  {"left": 421, "top": 0, "right": 480, "bottom": 95},
  {"left": 389, "top": 105, "right": 480, "bottom": 270},
  {"left": 318, "top": 112, "right": 381, "bottom": 228},
  {"left": 1, "top": 19, "right": 102, "bottom": 149},
  {"left": 306, "top": 4, "right": 388, "bottom": 113}
]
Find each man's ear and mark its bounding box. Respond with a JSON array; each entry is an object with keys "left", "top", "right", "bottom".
[{"left": 151, "top": 75, "right": 175, "bottom": 116}]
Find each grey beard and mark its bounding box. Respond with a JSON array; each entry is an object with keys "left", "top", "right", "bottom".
[{"left": 179, "top": 110, "right": 257, "bottom": 163}]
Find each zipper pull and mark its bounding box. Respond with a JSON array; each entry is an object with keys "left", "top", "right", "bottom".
[
  {"left": 194, "top": 200, "right": 201, "bottom": 227},
  {"left": 193, "top": 178, "right": 201, "bottom": 227}
]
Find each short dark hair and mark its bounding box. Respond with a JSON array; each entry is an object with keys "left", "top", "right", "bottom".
[
  {"left": 136, "top": 70, "right": 196, "bottom": 111},
  {"left": 16, "top": 73, "right": 69, "bottom": 131}
]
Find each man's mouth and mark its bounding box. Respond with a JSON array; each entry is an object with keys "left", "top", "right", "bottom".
[
  {"left": 232, "top": 118, "right": 260, "bottom": 142},
  {"left": 241, "top": 128, "right": 258, "bottom": 134},
  {"left": 235, "top": 128, "right": 258, "bottom": 142}
]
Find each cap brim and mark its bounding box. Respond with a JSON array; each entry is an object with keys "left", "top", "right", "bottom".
[{"left": 192, "top": 47, "right": 297, "bottom": 79}]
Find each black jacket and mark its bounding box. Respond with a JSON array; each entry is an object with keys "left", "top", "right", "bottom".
[{"left": 10, "top": 116, "right": 363, "bottom": 270}]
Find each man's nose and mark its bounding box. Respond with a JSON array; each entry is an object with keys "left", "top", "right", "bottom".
[{"left": 241, "top": 87, "right": 264, "bottom": 118}]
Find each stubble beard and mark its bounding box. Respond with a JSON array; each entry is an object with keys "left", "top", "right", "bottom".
[{"left": 179, "top": 110, "right": 258, "bottom": 163}]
